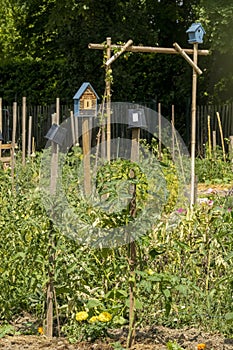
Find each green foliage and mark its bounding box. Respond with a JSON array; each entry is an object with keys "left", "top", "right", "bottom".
[
  {"left": 0, "top": 324, "right": 16, "bottom": 338},
  {"left": 195, "top": 153, "right": 233, "bottom": 183},
  {"left": 166, "top": 340, "right": 184, "bottom": 350},
  {"left": 0, "top": 152, "right": 232, "bottom": 341}
]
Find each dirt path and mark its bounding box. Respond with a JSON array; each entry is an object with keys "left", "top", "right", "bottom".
[{"left": 0, "top": 326, "right": 232, "bottom": 350}]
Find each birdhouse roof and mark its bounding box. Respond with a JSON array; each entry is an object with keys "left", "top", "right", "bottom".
[
  {"left": 186, "top": 22, "right": 206, "bottom": 34},
  {"left": 73, "top": 82, "right": 99, "bottom": 100}
]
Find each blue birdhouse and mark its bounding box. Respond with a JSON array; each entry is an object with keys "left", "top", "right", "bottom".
[
  {"left": 73, "top": 82, "right": 99, "bottom": 117},
  {"left": 186, "top": 22, "right": 206, "bottom": 44}
]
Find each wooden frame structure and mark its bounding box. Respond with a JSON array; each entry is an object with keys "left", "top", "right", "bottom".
[{"left": 89, "top": 38, "right": 209, "bottom": 207}]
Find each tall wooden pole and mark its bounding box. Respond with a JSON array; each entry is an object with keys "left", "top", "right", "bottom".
[
  {"left": 11, "top": 102, "right": 17, "bottom": 190},
  {"left": 82, "top": 118, "right": 91, "bottom": 195},
  {"left": 46, "top": 111, "right": 59, "bottom": 338},
  {"left": 127, "top": 127, "right": 140, "bottom": 349},
  {"left": 27, "top": 116, "right": 32, "bottom": 157},
  {"left": 190, "top": 43, "right": 198, "bottom": 207},
  {"left": 106, "top": 37, "right": 111, "bottom": 161},
  {"left": 22, "top": 97, "right": 26, "bottom": 165}
]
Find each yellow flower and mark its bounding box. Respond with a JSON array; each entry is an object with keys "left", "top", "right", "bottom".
[
  {"left": 146, "top": 268, "right": 154, "bottom": 275},
  {"left": 197, "top": 344, "right": 206, "bottom": 350},
  {"left": 97, "top": 312, "right": 112, "bottom": 322},
  {"left": 76, "top": 311, "right": 89, "bottom": 322},
  {"left": 38, "top": 327, "right": 44, "bottom": 335},
  {"left": 89, "top": 316, "right": 99, "bottom": 323}
]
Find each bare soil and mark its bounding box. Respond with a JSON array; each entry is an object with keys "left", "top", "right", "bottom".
[{"left": 0, "top": 326, "right": 232, "bottom": 350}]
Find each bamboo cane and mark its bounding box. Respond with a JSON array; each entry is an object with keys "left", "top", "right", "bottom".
[
  {"left": 216, "top": 112, "right": 226, "bottom": 162},
  {"left": 11, "top": 102, "right": 17, "bottom": 190},
  {"left": 22, "top": 97, "right": 26, "bottom": 165},
  {"left": 27, "top": 116, "right": 32, "bottom": 157},
  {"left": 190, "top": 43, "right": 198, "bottom": 208},
  {"left": 207, "top": 115, "right": 212, "bottom": 159}
]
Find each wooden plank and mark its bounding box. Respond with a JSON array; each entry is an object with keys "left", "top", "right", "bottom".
[
  {"left": 0, "top": 157, "right": 11, "bottom": 163},
  {"left": 88, "top": 43, "right": 209, "bottom": 56}
]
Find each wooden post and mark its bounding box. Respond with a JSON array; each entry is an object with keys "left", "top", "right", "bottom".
[
  {"left": 190, "top": 43, "right": 198, "bottom": 208},
  {"left": 27, "top": 116, "right": 32, "bottom": 157},
  {"left": 22, "top": 97, "right": 26, "bottom": 165},
  {"left": 46, "top": 111, "right": 59, "bottom": 338},
  {"left": 106, "top": 37, "right": 111, "bottom": 161},
  {"left": 127, "top": 127, "right": 140, "bottom": 349},
  {"left": 158, "top": 103, "right": 162, "bottom": 160},
  {"left": 50, "top": 113, "right": 59, "bottom": 196},
  {"left": 70, "top": 111, "right": 76, "bottom": 146},
  {"left": 216, "top": 112, "right": 226, "bottom": 162},
  {"left": 212, "top": 130, "right": 216, "bottom": 159},
  {"left": 207, "top": 115, "right": 212, "bottom": 159},
  {"left": 11, "top": 102, "right": 17, "bottom": 189},
  {"left": 74, "top": 113, "right": 79, "bottom": 146},
  {"left": 82, "top": 118, "right": 91, "bottom": 195},
  {"left": 56, "top": 97, "right": 60, "bottom": 123}
]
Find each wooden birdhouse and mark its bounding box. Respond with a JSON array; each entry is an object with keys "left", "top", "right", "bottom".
[
  {"left": 186, "top": 22, "right": 206, "bottom": 44},
  {"left": 73, "top": 82, "right": 99, "bottom": 117}
]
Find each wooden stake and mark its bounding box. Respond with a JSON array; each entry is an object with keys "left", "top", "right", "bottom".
[
  {"left": 216, "top": 112, "right": 226, "bottom": 162},
  {"left": 70, "top": 110, "right": 76, "bottom": 146},
  {"left": 27, "top": 116, "right": 32, "bottom": 157},
  {"left": 74, "top": 113, "right": 79, "bottom": 146},
  {"left": 212, "top": 130, "right": 216, "bottom": 159},
  {"left": 11, "top": 102, "right": 17, "bottom": 190},
  {"left": 22, "top": 96, "right": 26, "bottom": 166},
  {"left": 190, "top": 43, "right": 198, "bottom": 208},
  {"left": 127, "top": 127, "right": 140, "bottom": 349},
  {"left": 106, "top": 37, "right": 111, "bottom": 161},
  {"left": 82, "top": 118, "right": 91, "bottom": 195},
  {"left": 46, "top": 111, "right": 59, "bottom": 338},
  {"left": 207, "top": 115, "right": 212, "bottom": 159}
]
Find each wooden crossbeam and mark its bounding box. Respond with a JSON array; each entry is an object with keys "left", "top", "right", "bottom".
[{"left": 88, "top": 43, "right": 209, "bottom": 56}]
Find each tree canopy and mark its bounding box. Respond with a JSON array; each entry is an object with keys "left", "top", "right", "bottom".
[{"left": 0, "top": 0, "right": 232, "bottom": 110}]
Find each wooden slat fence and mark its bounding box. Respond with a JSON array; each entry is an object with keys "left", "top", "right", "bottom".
[
  {"left": 197, "top": 103, "right": 233, "bottom": 157},
  {"left": 2, "top": 100, "right": 233, "bottom": 157}
]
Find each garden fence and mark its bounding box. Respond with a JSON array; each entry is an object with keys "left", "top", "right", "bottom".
[{"left": 1, "top": 101, "right": 233, "bottom": 157}]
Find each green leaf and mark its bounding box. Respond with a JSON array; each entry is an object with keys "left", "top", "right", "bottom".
[
  {"left": 86, "top": 299, "right": 103, "bottom": 309},
  {"left": 225, "top": 312, "right": 233, "bottom": 321}
]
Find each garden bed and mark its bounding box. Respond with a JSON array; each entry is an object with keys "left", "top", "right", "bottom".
[{"left": 0, "top": 326, "right": 233, "bottom": 350}]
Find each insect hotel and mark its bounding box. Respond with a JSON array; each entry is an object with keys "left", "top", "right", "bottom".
[{"left": 73, "top": 82, "right": 99, "bottom": 117}]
